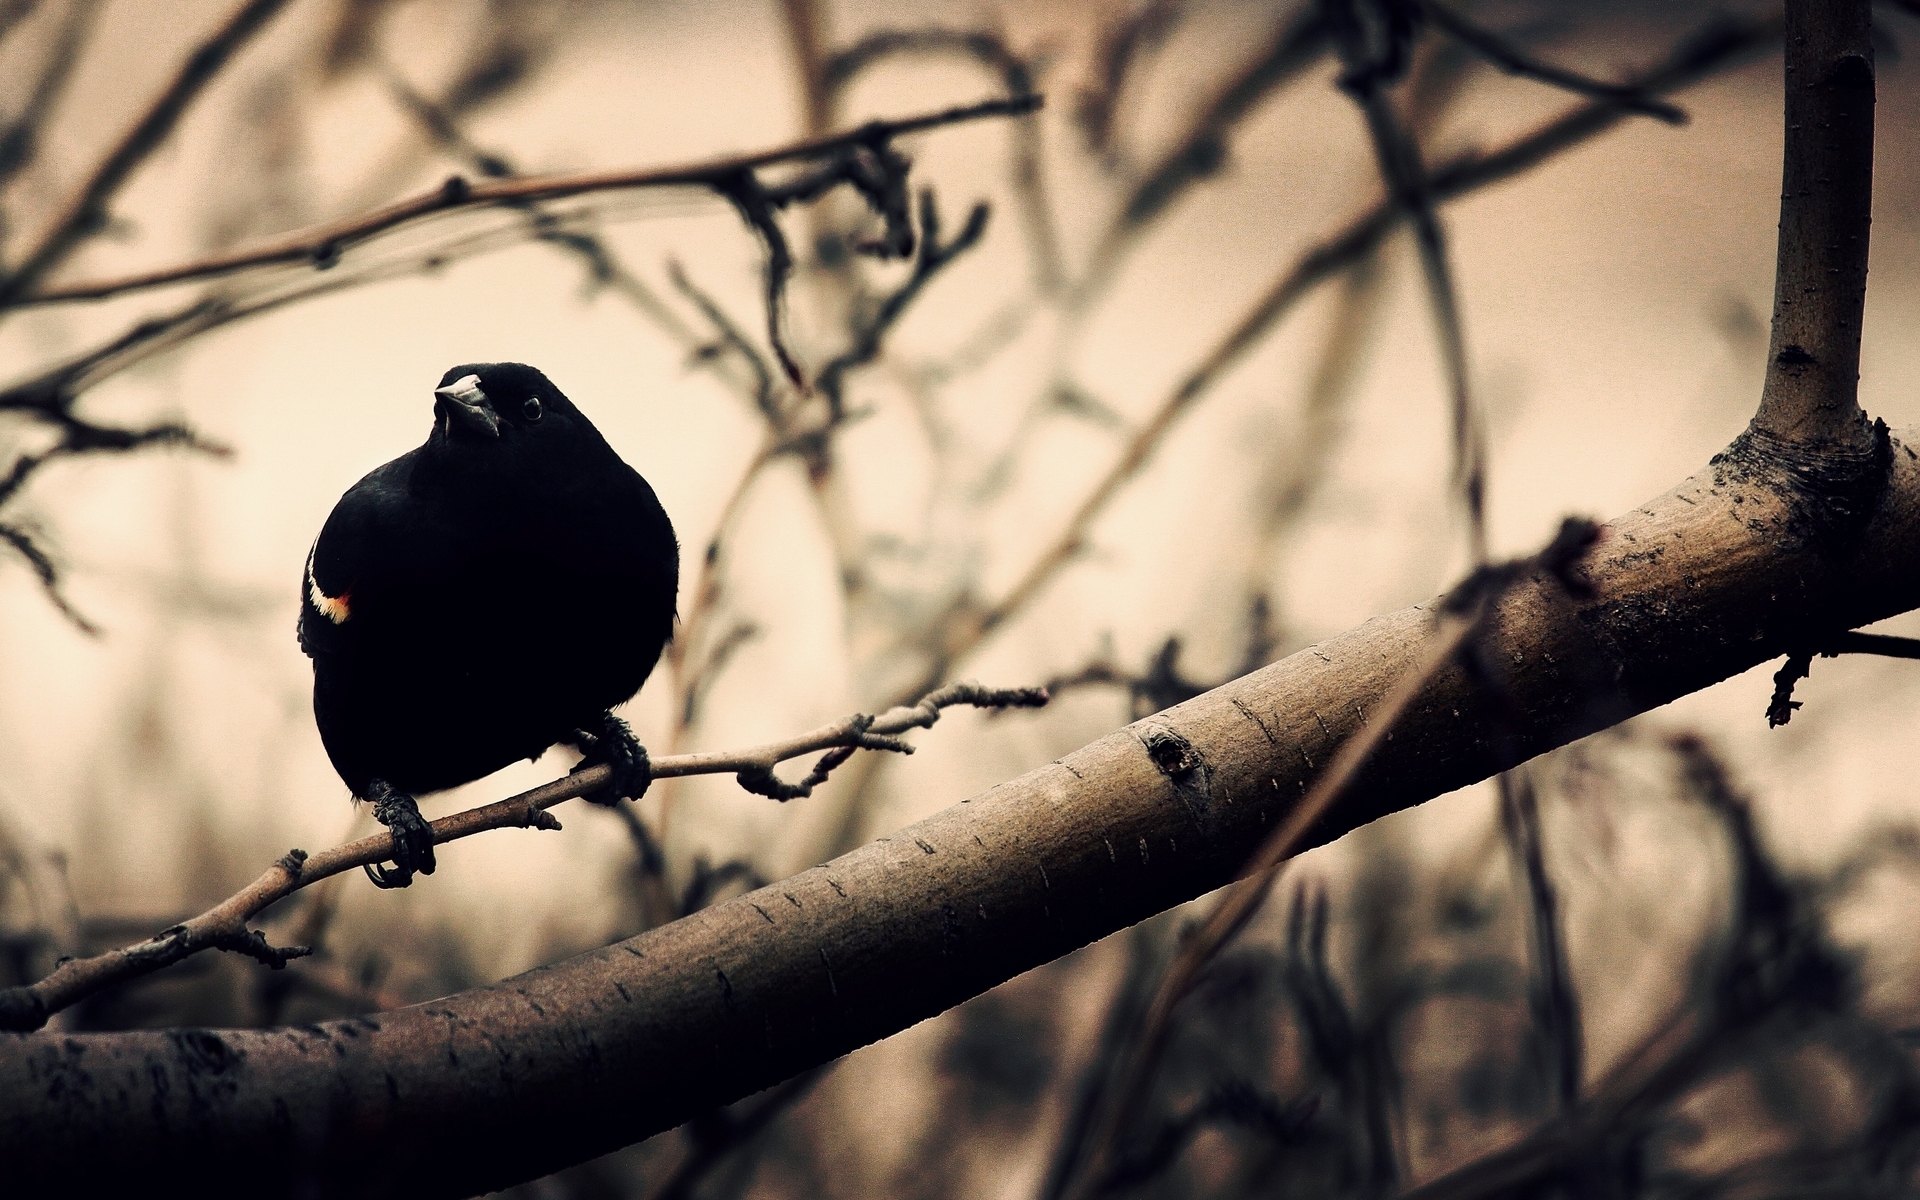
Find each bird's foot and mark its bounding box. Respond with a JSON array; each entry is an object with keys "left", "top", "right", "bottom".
[
  {"left": 365, "top": 779, "right": 436, "bottom": 889},
  {"left": 569, "top": 713, "right": 652, "bottom": 806}
]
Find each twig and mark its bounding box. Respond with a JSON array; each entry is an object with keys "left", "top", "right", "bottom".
[
  {"left": 0, "top": 0, "right": 40, "bottom": 46},
  {"left": 0, "top": 0, "right": 293, "bottom": 304},
  {"left": 813, "top": 190, "right": 991, "bottom": 417},
  {"left": 377, "top": 52, "right": 742, "bottom": 404},
  {"left": 647, "top": 1067, "right": 831, "bottom": 1200},
  {"left": 668, "top": 261, "right": 780, "bottom": 424},
  {"left": 1419, "top": 1, "right": 1686, "bottom": 123},
  {"left": 780, "top": 0, "right": 833, "bottom": 138},
  {"left": 17, "top": 94, "right": 1041, "bottom": 306},
  {"left": 1766, "top": 650, "right": 1814, "bottom": 727},
  {"left": 1496, "top": 768, "right": 1583, "bottom": 1111},
  {"left": 679, "top": 620, "right": 761, "bottom": 728},
  {"left": 1329, "top": 0, "right": 1487, "bottom": 562},
  {"left": 1827, "top": 631, "right": 1920, "bottom": 658},
  {"left": 1074, "top": 0, "right": 1185, "bottom": 159},
  {"left": 0, "top": 681, "right": 1047, "bottom": 1031},
  {"left": 658, "top": 190, "right": 996, "bottom": 838},
  {"left": 823, "top": 26, "right": 1064, "bottom": 292},
  {"left": 1056, "top": 519, "right": 1600, "bottom": 1200},
  {"left": 1765, "top": 631, "right": 1920, "bottom": 726},
  {"left": 0, "top": 523, "right": 100, "bottom": 634}
]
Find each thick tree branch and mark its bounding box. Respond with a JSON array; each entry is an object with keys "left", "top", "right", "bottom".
[
  {"left": 6, "top": 423, "right": 1920, "bottom": 1194},
  {"left": 13, "top": 94, "right": 1039, "bottom": 307},
  {"left": 0, "top": 682, "right": 1046, "bottom": 1032}
]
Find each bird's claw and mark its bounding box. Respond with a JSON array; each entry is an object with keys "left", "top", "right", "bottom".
[
  {"left": 571, "top": 713, "right": 652, "bottom": 806},
  {"left": 365, "top": 780, "right": 435, "bottom": 888}
]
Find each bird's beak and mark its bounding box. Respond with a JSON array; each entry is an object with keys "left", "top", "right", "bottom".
[{"left": 433, "top": 374, "right": 499, "bottom": 439}]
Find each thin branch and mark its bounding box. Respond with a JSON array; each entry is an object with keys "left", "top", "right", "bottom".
[
  {"left": 0, "top": 525, "right": 90, "bottom": 635},
  {"left": 1074, "top": 4, "right": 1327, "bottom": 304},
  {"left": 813, "top": 190, "right": 991, "bottom": 417},
  {"left": 1496, "top": 767, "right": 1583, "bottom": 1111},
  {"left": 0, "top": 0, "right": 294, "bottom": 304},
  {"left": 1766, "top": 630, "right": 1920, "bottom": 726},
  {"left": 668, "top": 260, "right": 780, "bottom": 424},
  {"left": 1401, "top": 733, "right": 1848, "bottom": 1200},
  {"left": 1074, "top": 0, "right": 1185, "bottom": 158},
  {"left": 680, "top": 619, "right": 761, "bottom": 728},
  {"left": 1827, "top": 630, "right": 1920, "bottom": 658},
  {"left": 0, "top": 0, "right": 40, "bottom": 45},
  {"left": 378, "top": 61, "right": 771, "bottom": 420},
  {"left": 1330, "top": 0, "right": 1488, "bottom": 561},
  {"left": 0, "top": 0, "right": 102, "bottom": 191},
  {"left": 16, "top": 94, "right": 1041, "bottom": 306},
  {"left": 780, "top": 0, "right": 833, "bottom": 138},
  {"left": 0, "top": 681, "right": 1047, "bottom": 1031},
  {"left": 1419, "top": 1, "right": 1687, "bottom": 123},
  {"left": 0, "top": 195, "right": 676, "bottom": 420},
  {"left": 647, "top": 1067, "right": 830, "bottom": 1200}
]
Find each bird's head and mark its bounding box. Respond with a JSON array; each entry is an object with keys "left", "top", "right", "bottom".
[{"left": 430, "top": 361, "right": 577, "bottom": 447}]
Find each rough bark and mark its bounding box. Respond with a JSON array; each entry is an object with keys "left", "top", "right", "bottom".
[
  {"left": 3, "top": 420, "right": 1915, "bottom": 1196},
  {"left": 1754, "top": 0, "right": 1874, "bottom": 442}
]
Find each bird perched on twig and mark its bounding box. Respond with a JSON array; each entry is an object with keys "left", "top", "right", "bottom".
[{"left": 299, "top": 362, "right": 678, "bottom": 887}]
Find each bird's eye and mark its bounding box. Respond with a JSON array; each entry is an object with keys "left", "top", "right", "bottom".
[{"left": 522, "top": 397, "right": 543, "bottom": 421}]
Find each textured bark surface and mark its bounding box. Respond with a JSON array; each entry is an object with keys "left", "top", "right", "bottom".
[
  {"left": 1755, "top": 0, "right": 1874, "bottom": 440},
  {"left": 4, "top": 423, "right": 1917, "bottom": 1198}
]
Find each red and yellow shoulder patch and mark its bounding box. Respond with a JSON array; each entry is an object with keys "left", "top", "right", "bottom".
[{"left": 305, "top": 544, "right": 352, "bottom": 624}]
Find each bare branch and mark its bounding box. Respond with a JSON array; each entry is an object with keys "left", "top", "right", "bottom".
[
  {"left": 1751, "top": 0, "right": 1876, "bottom": 442},
  {"left": 1496, "top": 767, "right": 1582, "bottom": 1111},
  {"left": 1329, "top": 0, "right": 1488, "bottom": 561},
  {"left": 0, "top": 0, "right": 294, "bottom": 304},
  {"left": 1401, "top": 733, "right": 1849, "bottom": 1200},
  {"left": 0, "top": 0, "right": 102, "bottom": 192},
  {"left": 779, "top": 0, "right": 833, "bottom": 137},
  {"left": 668, "top": 261, "right": 780, "bottom": 424},
  {"left": 1767, "top": 631, "right": 1920, "bottom": 726},
  {"left": 1419, "top": 1, "right": 1687, "bottom": 123},
  {"left": 0, "top": 681, "right": 1047, "bottom": 1031},
  {"left": 813, "top": 190, "right": 991, "bottom": 418},
  {"left": 0, "top": 524, "right": 97, "bottom": 634},
  {"left": 1073, "top": 5, "right": 1327, "bottom": 304},
  {"left": 1075, "top": 0, "right": 1185, "bottom": 157},
  {"left": 15, "top": 94, "right": 1041, "bottom": 307}
]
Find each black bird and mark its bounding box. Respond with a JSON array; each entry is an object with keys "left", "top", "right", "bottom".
[{"left": 299, "top": 362, "right": 678, "bottom": 887}]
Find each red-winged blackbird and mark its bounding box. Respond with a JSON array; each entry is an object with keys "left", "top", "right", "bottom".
[{"left": 299, "top": 363, "right": 678, "bottom": 887}]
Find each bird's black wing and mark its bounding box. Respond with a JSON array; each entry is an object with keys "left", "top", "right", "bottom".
[{"left": 298, "top": 453, "right": 419, "bottom": 661}]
